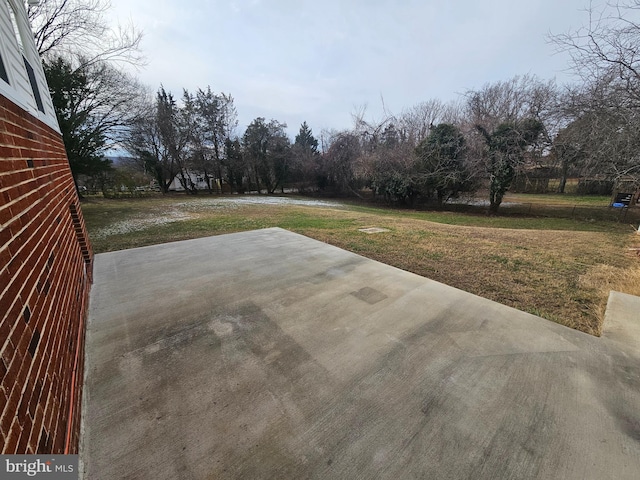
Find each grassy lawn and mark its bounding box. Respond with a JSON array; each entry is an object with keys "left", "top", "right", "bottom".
[{"left": 81, "top": 194, "right": 640, "bottom": 336}]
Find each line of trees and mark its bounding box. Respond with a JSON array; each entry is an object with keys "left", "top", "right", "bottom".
[{"left": 30, "top": 0, "right": 640, "bottom": 212}]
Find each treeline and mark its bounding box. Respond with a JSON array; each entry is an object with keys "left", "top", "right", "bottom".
[
  {"left": 117, "top": 66, "right": 638, "bottom": 213},
  {"left": 30, "top": 1, "right": 640, "bottom": 212}
]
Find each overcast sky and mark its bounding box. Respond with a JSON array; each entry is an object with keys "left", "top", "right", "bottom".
[{"left": 107, "top": 0, "right": 590, "bottom": 137}]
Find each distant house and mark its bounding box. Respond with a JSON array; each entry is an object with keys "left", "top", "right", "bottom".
[
  {"left": 168, "top": 170, "right": 231, "bottom": 193},
  {"left": 168, "top": 170, "right": 211, "bottom": 192},
  {"left": 0, "top": 0, "right": 92, "bottom": 454}
]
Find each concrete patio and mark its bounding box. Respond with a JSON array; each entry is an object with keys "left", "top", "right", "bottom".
[{"left": 80, "top": 228, "right": 640, "bottom": 479}]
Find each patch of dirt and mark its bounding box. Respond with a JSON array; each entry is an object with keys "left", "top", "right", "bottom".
[
  {"left": 92, "top": 209, "right": 193, "bottom": 239},
  {"left": 174, "top": 197, "right": 343, "bottom": 212}
]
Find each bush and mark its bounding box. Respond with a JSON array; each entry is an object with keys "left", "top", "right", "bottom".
[{"left": 577, "top": 179, "right": 614, "bottom": 195}]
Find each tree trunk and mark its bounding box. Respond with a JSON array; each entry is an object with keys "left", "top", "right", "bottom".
[
  {"left": 217, "top": 166, "right": 224, "bottom": 194},
  {"left": 558, "top": 160, "right": 568, "bottom": 193},
  {"left": 227, "top": 170, "right": 235, "bottom": 193},
  {"left": 488, "top": 189, "right": 502, "bottom": 214},
  {"left": 203, "top": 170, "right": 213, "bottom": 195},
  {"left": 251, "top": 165, "right": 260, "bottom": 193},
  {"left": 558, "top": 176, "right": 567, "bottom": 194}
]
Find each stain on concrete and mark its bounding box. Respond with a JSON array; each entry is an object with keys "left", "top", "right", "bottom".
[
  {"left": 308, "top": 257, "right": 364, "bottom": 284},
  {"left": 351, "top": 286, "right": 388, "bottom": 305},
  {"left": 216, "top": 301, "right": 333, "bottom": 384}
]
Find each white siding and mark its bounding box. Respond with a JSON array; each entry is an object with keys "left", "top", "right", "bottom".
[
  {"left": 0, "top": 1, "right": 33, "bottom": 106},
  {"left": 0, "top": 0, "right": 59, "bottom": 132}
]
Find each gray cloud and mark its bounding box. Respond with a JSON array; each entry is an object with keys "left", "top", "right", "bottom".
[{"left": 108, "top": 0, "right": 588, "bottom": 136}]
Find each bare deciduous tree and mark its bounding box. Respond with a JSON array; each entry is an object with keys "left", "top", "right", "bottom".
[
  {"left": 551, "top": 0, "right": 640, "bottom": 105},
  {"left": 29, "top": 1, "right": 146, "bottom": 191},
  {"left": 125, "top": 88, "right": 191, "bottom": 193},
  {"left": 183, "top": 88, "right": 237, "bottom": 193},
  {"left": 28, "top": 0, "right": 143, "bottom": 66},
  {"left": 466, "top": 75, "right": 557, "bottom": 135},
  {"left": 45, "top": 55, "right": 146, "bottom": 188},
  {"left": 319, "top": 131, "right": 362, "bottom": 196},
  {"left": 125, "top": 99, "right": 174, "bottom": 192},
  {"left": 550, "top": 2, "right": 640, "bottom": 188},
  {"left": 397, "top": 99, "right": 445, "bottom": 146},
  {"left": 465, "top": 75, "right": 559, "bottom": 207}
]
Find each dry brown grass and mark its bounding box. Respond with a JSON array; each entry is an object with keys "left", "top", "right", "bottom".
[
  {"left": 299, "top": 209, "right": 638, "bottom": 336},
  {"left": 578, "top": 240, "right": 640, "bottom": 331},
  {"left": 82, "top": 197, "right": 640, "bottom": 336}
]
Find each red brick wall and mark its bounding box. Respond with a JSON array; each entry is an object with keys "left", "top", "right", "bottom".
[{"left": 0, "top": 94, "right": 92, "bottom": 454}]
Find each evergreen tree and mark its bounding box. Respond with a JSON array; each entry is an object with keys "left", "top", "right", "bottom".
[
  {"left": 243, "top": 118, "right": 290, "bottom": 193},
  {"left": 415, "top": 123, "right": 469, "bottom": 205},
  {"left": 477, "top": 119, "right": 544, "bottom": 213},
  {"left": 45, "top": 57, "right": 110, "bottom": 187},
  {"left": 294, "top": 121, "right": 318, "bottom": 154}
]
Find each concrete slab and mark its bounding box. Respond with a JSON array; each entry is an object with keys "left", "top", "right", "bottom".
[
  {"left": 603, "top": 290, "right": 640, "bottom": 356},
  {"left": 81, "top": 228, "right": 640, "bottom": 479},
  {"left": 358, "top": 227, "right": 390, "bottom": 234}
]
